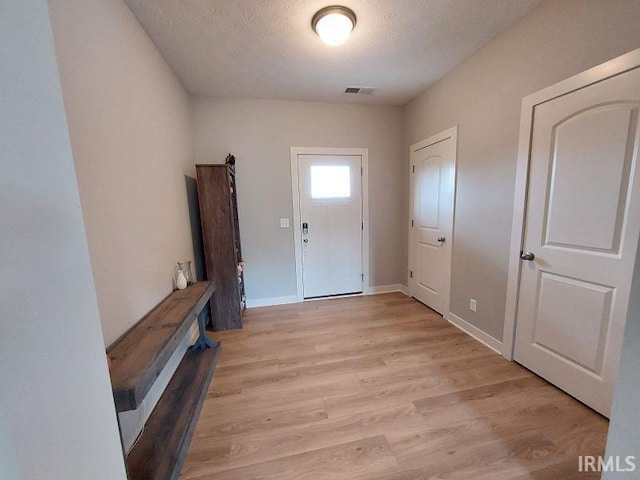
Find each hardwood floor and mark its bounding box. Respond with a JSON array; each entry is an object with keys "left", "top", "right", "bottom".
[{"left": 180, "top": 293, "right": 608, "bottom": 479}]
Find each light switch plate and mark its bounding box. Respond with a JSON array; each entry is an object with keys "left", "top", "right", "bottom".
[{"left": 280, "top": 218, "right": 290, "bottom": 228}]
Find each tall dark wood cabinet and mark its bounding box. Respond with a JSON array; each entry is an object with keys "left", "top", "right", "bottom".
[{"left": 196, "top": 163, "right": 245, "bottom": 330}]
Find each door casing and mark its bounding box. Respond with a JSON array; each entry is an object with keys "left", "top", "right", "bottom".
[
  {"left": 408, "top": 126, "right": 458, "bottom": 316},
  {"left": 503, "top": 48, "right": 640, "bottom": 360},
  {"left": 290, "top": 147, "right": 370, "bottom": 302}
]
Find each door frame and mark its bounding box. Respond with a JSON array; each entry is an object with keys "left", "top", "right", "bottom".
[
  {"left": 503, "top": 48, "right": 640, "bottom": 360},
  {"left": 408, "top": 125, "right": 458, "bottom": 316},
  {"left": 290, "top": 147, "right": 370, "bottom": 302}
]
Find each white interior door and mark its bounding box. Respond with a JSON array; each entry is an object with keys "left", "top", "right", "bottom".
[
  {"left": 298, "top": 154, "right": 363, "bottom": 298},
  {"left": 409, "top": 129, "right": 456, "bottom": 314},
  {"left": 514, "top": 67, "right": 640, "bottom": 416}
]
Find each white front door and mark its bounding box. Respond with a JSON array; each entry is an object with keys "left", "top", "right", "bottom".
[
  {"left": 298, "top": 154, "right": 363, "bottom": 298},
  {"left": 409, "top": 128, "right": 457, "bottom": 314},
  {"left": 514, "top": 66, "right": 640, "bottom": 416}
]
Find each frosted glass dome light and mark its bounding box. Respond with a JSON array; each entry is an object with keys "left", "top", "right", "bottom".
[{"left": 312, "top": 6, "right": 356, "bottom": 46}]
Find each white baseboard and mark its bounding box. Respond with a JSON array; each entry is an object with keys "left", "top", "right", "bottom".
[
  {"left": 364, "top": 284, "right": 408, "bottom": 295},
  {"left": 444, "top": 312, "right": 504, "bottom": 355},
  {"left": 246, "top": 295, "right": 300, "bottom": 308},
  {"left": 399, "top": 285, "right": 409, "bottom": 296}
]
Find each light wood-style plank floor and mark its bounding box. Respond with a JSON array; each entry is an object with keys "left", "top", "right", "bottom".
[{"left": 181, "top": 293, "right": 607, "bottom": 479}]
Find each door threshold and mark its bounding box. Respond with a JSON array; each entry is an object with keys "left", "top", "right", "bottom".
[{"left": 303, "top": 291, "right": 363, "bottom": 301}]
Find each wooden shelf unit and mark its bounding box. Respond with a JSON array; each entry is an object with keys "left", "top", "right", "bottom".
[{"left": 196, "top": 163, "right": 245, "bottom": 331}]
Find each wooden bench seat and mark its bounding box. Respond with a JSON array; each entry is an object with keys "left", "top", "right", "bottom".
[
  {"left": 106, "top": 281, "right": 220, "bottom": 480},
  {"left": 107, "top": 281, "right": 216, "bottom": 412}
]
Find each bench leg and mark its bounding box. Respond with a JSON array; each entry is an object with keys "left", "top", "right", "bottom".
[{"left": 192, "top": 310, "right": 220, "bottom": 351}]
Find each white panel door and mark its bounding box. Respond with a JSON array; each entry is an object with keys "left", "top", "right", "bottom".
[
  {"left": 514, "top": 67, "right": 640, "bottom": 416},
  {"left": 298, "top": 154, "right": 362, "bottom": 298},
  {"left": 409, "top": 131, "right": 456, "bottom": 314}
]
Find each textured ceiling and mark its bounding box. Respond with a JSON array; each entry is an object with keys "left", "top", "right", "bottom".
[{"left": 124, "top": 0, "right": 543, "bottom": 105}]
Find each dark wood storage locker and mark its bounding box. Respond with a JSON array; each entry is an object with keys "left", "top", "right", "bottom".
[{"left": 196, "top": 163, "right": 245, "bottom": 330}]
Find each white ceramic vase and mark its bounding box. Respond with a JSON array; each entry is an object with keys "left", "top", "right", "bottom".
[{"left": 176, "top": 269, "right": 187, "bottom": 290}]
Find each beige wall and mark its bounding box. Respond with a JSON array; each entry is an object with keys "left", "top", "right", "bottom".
[
  {"left": 192, "top": 97, "right": 406, "bottom": 301},
  {"left": 49, "top": 0, "right": 196, "bottom": 345},
  {"left": 0, "top": 1, "right": 126, "bottom": 478},
  {"left": 405, "top": 0, "right": 640, "bottom": 341}
]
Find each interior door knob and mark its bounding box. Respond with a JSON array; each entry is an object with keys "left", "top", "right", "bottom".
[
  {"left": 520, "top": 251, "right": 535, "bottom": 261},
  {"left": 437, "top": 237, "right": 446, "bottom": 243}
]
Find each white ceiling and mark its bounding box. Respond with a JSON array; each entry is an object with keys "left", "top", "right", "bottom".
[{"left": 124, "top": 0, "right": 543, "bottom": 105}]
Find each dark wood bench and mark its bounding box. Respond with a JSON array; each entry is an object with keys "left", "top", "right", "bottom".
[{"left": 107, "top": 281, "right": 220, "bottom": 480}]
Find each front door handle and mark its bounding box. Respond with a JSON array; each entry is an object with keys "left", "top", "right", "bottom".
[
  {"left": 437, "top": 237, "right": 446, "bottom": 243},
  {"left": 520, "top": 251, "right": 535, "bottom": 261}
]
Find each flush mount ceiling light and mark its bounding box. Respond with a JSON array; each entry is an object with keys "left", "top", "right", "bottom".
[{"left": 312, "top": 5, "right": 356, "bottom": 46}]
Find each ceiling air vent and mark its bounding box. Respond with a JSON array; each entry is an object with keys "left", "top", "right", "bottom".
[{"left": 344, "top": 86, "right": 376, "bottom": 95}]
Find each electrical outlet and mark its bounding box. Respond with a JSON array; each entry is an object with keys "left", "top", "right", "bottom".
[
  {"left": 280, "top": 218, "right": 290, "bottom": 228},
  {"left": 469, "top": 298, "right": 477, "bottom": 312}
]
